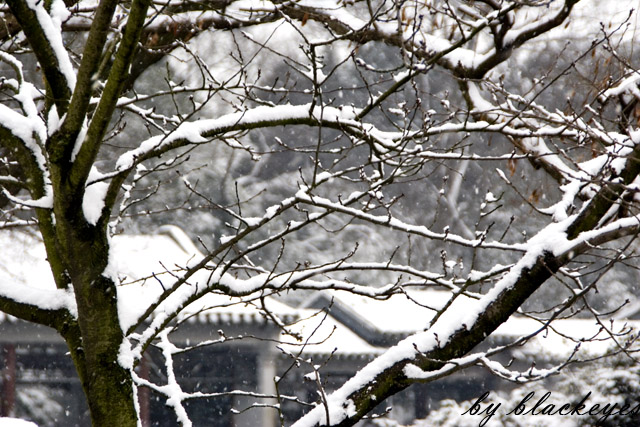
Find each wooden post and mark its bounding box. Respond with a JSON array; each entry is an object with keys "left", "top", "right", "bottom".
[
  {"left": 138, "top": 354, "right": 150, "bottom": 427},
  {"left": 257, "top": 344, "right": 277, "bottom": 427},
  {"left": 1, "top": 344, "right": 16, "bottom": 417}
]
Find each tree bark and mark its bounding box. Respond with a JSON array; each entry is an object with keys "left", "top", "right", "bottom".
[
  {"left": 49, "top": 192, "right": 138, "bottom": 426},
  {"left": 63, "top": 230, "right": 138, "bottom": 427}
]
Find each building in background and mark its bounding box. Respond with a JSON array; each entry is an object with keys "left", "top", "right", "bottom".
[{"left": 1, "top": 228, "right": 635, "bottom": 426}]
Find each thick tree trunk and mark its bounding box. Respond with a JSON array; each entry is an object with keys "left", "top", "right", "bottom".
[
  {"left": 74, "top": 275, "right": 138, "bottom": 427},
  {"left": 56, "top": 218, "right": 138, "bottom": 426}
]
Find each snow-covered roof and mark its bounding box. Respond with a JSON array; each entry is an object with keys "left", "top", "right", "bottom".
[
  {"left": 0, "top": 229, "right": 57, "bottom": 292},
  {"left": 0, "top": 229, "right": 64, "bottom": 323},
  {"left": 2, "top": 228, "right": 638, "bottom": 361},
  {"left": 0, "top": 227, "right": 381, "bottom": 359},
  {"left": 304, "top": 289, "right": 478, "bottom": 334},
  {"left": 0, "top": 418, "right": 38, "bottom": 427},
  {"left": 304, "top": 289, "right": 640, "bottom": 360},
  {"left": 111, "top": 225, "right": 295, "bottom": 327},
  {"left": 279, "top": 308, "right": 385, "bottom": 359},
  {"left": 0, "top": 226, "right": 298, "bottom": 326}
]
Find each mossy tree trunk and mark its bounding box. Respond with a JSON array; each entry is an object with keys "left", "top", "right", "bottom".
[
  {"left": 2, "top": 0, "right": 151, "bottom": 424},
  {"left": 55, "top": 220, "right": 138, "bottom": 426}
]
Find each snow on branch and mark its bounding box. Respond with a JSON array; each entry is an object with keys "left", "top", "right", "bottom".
[
  {"left": 291, "top": 199, "right": 640, "bottom": 426},
  {"left": 6, "top": 0, "right": 75, "bottom": 99},
  {"left": 26, "top": 0, "right": 75, "bottom": 91},
  {"left": 0, "top": 282, "right": 76, "bottom": 319},
  {"left": 294, "top": 190, "right": 527, "bottom": 252},
  {"left": 114, "top": 103, "right": 362, "bottom": 171}
]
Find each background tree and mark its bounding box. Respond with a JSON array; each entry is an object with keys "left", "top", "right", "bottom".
[{"left": 1, "top": 0, "right": 640, "bottom": 426}]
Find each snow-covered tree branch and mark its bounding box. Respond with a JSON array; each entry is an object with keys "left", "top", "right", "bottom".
[{"left": 1, "top": 0, "right": 640, "bottom": 426}]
